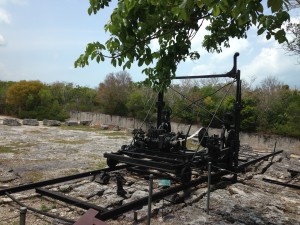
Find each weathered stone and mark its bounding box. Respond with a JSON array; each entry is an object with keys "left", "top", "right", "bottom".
[
  {"left": 65, "top": 121, "right": 79, "bottom": 126},
  {"left": 73, "top": 182, "right": 102, "bottom": 198},
  {"left": 43, "top": 119, "right": 61, "bottom": 126},
  {"left": 100, "top": 124, "right": 109, "bottom": 130},
  {"left": 123, "top": 190, "right": 148, "bottom": 205},
  {"left": 113, "top": 125, "right": 120, "bottom": 131},
  {"left": 80, "top": 120, "right": 92, "bottom": 126},
  {"left": 3, "top": 118, "right": 21, "bottom": 126},
  {"left": 23, "top": 118, "right": 39, "bottom": 126}
]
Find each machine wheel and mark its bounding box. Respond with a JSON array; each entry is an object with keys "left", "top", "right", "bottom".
[
  {"left": 107, "top": 158, "right": 118, "bottom": 169},
  {"left": 180, "top": 166, "right": 192, "bottom": 184}
]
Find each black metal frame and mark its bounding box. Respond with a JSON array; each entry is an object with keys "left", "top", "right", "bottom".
[
  {"left": 0, "top": 165, "right": 129, "bottom": 196},
  {"left": 104, "top": 53, "right": 244, "bottom": 182}
]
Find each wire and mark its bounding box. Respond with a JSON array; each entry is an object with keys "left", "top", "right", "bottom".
[
  {"left": 169, "top": 81, "right": 235, "bottom": 124},
  {"left": 190, "top": 81, "right": 235, "bottom": 161},
  {"left": 130, "top": 82, "right": 165, "bottom": 145}
]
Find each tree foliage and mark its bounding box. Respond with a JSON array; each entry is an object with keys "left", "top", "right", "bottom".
[
  {"left": 0, "top": 81, "right": 15, "bottom": 114},
  {"left": 126, "top": 85, "right": 156, "bottom": 121},
  {"left": 75, "top": 0, "right": 290, "bottom": 89},
  {"left": 283, "top": 0, "right": 300, "bottom": 61},
  {"left": 286, "top": 22, "right": 300, "bottom": 57},
  {"left": 6, "top": 80, "right": 45, "bottom": 115},
  {"left": 96, "top": 71, "right": 132, "bottom": 115},
  {"left": 1, "top": 74, "right": 300, "bottom": 138},
  {"left": 1, "top": 80, "right": 97, "bottom": 120},
  {"left": 284, "top": 0, "right": 300, "bottom": 61}
]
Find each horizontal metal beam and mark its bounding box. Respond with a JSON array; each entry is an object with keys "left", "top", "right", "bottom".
[
  {"left": 0, "top": 165, "right": 129, "bottom": 196},
  {"left": 237, "top": 150, "right": 283, "bottom": 170},
  {"left": 120, "top": 151, "right": 185, "bottom": 164},
  {"left": 96, "top": 170, "right": 228, "bottom": 221},
  {"left": 136, "top": 148, "right": 196, "bottom": 159},
  {"left": 262, "top": 178, "right": 300, "bottom": 190},
  {"left": 175, "top": 73, "right": 236, "bottom": 79},
  {"left": 36, "top": 188, "right": 108, "bottom": 212},
  {"left": 127, "top": 167, "right": 178, "bottom": 181},
  {"left": 104, "top": 153, "right": 182, "bottom": 173}
]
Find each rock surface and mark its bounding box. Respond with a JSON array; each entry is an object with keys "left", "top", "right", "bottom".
[
  {"left": 23, "top": 118, "right": 39, "bottom": 126},
  {"left": 0, "top": 121, "right": 299, "bottom": 225},
  {"left": 43, "top": 119, "right": 61, "bottom": 126},
  {"left": 80, "top": 120, "right": 92, "bottom": 126},
  {"left": 65, "top": 121, "right": 79, "bottom": 126},
  {"left": 3, "top": 118, "right": 21, "bottom": 126}
]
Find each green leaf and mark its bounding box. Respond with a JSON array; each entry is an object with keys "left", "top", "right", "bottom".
[
  {"left": 212, "top": 6, "right": 221, "bottom": 17},
  {"left": 138, "top": 58, "right": 144, "bottom": 67},
  {"left": 257, "top": 27, "right": 265, "bottom": 35},
  {"left": 257, "top": 3, "right": 263, "bottom": 13},
  {"left": 268, "top": 0, "right": 283, "bottom": 13},
  {"left": 251, "top": 12, "right": 257, "bottom": 25},
  {"left": 275, "top": 29, "right": 286, "bottom": 43},
  {"left": 123, "top": 61, "right": 131, "bottom": 70},
  {"left": 91, "top": 51, "right": 97, "bottom": 60},
  {"left": 118, "top": 58, "right": 122, "bottom": 66},
  {"left": 112, "top": 58, "right": 117, "bottom": 67},
  {"left": 219, "top": 1, "right": 227, "bottom": 12},
  {"left": 88, "top": 7, "right": 93, "bottom": 15},
  {"left": 96, "top": 55, "right": 101, "bottom": 63}
]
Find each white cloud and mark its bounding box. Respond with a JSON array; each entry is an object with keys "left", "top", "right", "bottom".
[
  {"left": 242, "top": 48, "right": 280, "bottom": 78},
  {"left": 0, "top": 33, "right": 5, "bottom": 45},
  {"left": 0, "top": 62, "right": 11, "bottom": 80},
  {"left": 0, "top": 0, "right": 27, "bottom": 5},
  {"left": 190, "top": 20, "right": 211, "bottom": 56},
  {"left": 149, "top": 38, "right": 159, "bottom": 51},
  {"left": 186, "top": 35, "right": 252, "bottom": 76},
  {"left": 241, "top": 45, "right": 300, "bottom": 88},
  {"left": 190, "top": 63, "right": 216, "bottom": 75},
  {"left": 212, "top": 38, "right": 251, "bottom": 61},
  {"left": 0, "top": 8, "right": 10, "bottom": 23},
  {"left": 11, "top": 0, "right": 26, "bottom": 5}
]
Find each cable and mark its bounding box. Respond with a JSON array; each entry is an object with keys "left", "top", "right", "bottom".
[
  {"left": 191, "top": 81, "right": 235, "bottom": 161},
  {"left": 130, "top": 82, "right": 165, "bottom": 145},
  {"left": 169, "top": 81, "right": 235, "bottom": 124}
]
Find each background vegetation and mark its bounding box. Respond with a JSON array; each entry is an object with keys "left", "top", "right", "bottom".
[{"left": 1, "top": 71, "right": 299, "bottom": 137}]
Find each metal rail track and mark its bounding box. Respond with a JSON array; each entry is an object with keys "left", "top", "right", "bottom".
[
  {"left": 0, "top": 164, "right": 129, "bottom": 196},
  {"left": 1, "top": 165, "right": 227, "bottom": 223},
  {"left": 1, "top": 150, "right": 283, "bottom": 224}
]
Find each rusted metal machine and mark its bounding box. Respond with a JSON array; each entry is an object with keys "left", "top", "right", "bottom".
[{"left": 104, "top": 53, "right": 247, "bottom": 183}]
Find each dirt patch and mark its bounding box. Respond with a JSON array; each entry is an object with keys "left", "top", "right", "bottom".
[{"left": 0, "top": 123, "right": 131, "bottom": 185}]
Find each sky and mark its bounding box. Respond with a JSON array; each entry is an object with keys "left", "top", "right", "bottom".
[{"left": 0, "top": 0, "right": 299, "bottom": 89}]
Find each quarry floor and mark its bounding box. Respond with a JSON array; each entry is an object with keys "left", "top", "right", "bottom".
[{"left": 0, "top": 118, "right": 299, "bottom": 225}]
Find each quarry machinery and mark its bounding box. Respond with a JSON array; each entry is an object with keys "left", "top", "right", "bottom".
[{"left": 104, "top": 53, "right": 243, "bottom": 183}]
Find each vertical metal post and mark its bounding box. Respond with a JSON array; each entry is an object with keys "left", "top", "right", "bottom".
[
  {"left": 20, "top": 207, "right": 27, "bottom": 225},
  {"left": 147, "top": 174, "right": 153, "bottom": 225},
  {"left": 134, "top": 211, "right": 138, "bottom": 222},
  {"left": 206, "top": 162, "right": 212, "bottom": 215},
  {"left": 233, "top": 69, "right": 241, "bottom": 182},
  {"left": 156, "top": 91, "right": 164, "bottom": 128}
]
